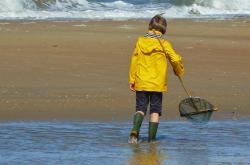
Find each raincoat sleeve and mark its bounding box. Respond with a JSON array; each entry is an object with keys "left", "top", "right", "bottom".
[
  {"left": 129, "top": 43, "right": 139, "bottom": 84},
  {"left": 164, "top": 41, "right": 184, "bottom": 76}
]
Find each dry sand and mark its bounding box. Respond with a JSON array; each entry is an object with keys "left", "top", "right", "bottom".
[{"left": 0, "top": 19, "right": 250, "bottom": 121}]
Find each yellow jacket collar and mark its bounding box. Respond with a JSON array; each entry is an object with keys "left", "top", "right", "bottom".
[{"left": 148, "top": 30, "right": 163, "bottom": 35}]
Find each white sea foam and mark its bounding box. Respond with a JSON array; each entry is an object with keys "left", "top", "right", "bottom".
[{"left": 0, "top": 0, "right": 249, "bottom": 20}]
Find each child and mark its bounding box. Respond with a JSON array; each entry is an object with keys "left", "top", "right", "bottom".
[{"left": 128, "top": 14, "right": 184, "bottom": 143}]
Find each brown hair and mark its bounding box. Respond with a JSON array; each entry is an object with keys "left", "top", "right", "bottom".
[{"left": 148, "top": 14, "right": 167, "bottom": 34}]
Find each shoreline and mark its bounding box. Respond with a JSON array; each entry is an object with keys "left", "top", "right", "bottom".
[
  {"left": 0, "top": 15, "right": 250, "bottom": 22},
  {"left": 0, "top": 19, "right": 250, "bottom": 121},
  {"left": 0, "top": 13, "right": 250, "bottom": 21}
]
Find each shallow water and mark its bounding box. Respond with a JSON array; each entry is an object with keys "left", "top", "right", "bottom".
[{"left": 0, "top": 121, "right": 250, "bottom": 165}]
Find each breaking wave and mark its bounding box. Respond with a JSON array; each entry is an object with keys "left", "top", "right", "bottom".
[{"left": 0, "top": 0, "right": 249, "bottom": 20}]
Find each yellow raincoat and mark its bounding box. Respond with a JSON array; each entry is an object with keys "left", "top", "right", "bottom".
[{"left": 129, "top": 30, "right": 184, "bottom": 92}]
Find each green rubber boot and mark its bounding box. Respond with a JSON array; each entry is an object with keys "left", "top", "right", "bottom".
[
  {"left": 148, "top": 122, "right": 159, "bottom": 142},
  {"left": 128, "top": 113, "right": 144, "bottom": 144}
]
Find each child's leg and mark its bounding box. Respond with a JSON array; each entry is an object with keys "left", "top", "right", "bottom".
[
  {"left": 148, "top": 92, "right": 162, "bottom": 142},
  {"left": 130, "top": 111, "right": 144, "bottom": 138},
  {"left": 148, "top": 113, "right": 159, "bottom": 142},
  {"left": 150, "top": 112, "right": 160, "bottom": 123},
  {"left": 129, "top": 91, "right": 149, "bottom": 143}
]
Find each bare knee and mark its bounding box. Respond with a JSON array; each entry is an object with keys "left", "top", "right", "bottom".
[{"left": 150, "top": 113, "right": 160, "bottom": 123}]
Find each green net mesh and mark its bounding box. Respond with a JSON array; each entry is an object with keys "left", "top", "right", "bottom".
[{"left": 179, "top": 97, "right": 216, "bottom": 123}]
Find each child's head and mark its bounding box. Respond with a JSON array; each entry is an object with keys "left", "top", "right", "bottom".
[{"left": 148, "top": 14, "right": 167, "bottom": 34}]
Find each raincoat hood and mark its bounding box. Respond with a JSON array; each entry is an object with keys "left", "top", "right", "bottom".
[{"left": 138, "top": 30, "right": 163, "bottom": 55}]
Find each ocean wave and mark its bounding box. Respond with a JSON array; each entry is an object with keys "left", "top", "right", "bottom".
[{"left": 0, "top": 0, "right": 249, "bottom": 20}]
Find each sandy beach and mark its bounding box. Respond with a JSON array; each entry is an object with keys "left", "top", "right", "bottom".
[{"left": 0, "top": 19, "right": 250, "bottom": 121}]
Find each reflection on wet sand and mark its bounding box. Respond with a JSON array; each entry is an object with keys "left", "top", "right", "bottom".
[{"left": 128, "top": 143, "right": 166, "bottom": 165}]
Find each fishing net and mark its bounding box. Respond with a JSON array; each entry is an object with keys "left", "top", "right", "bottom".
[{"left": 179, "top": 97, "right": 216, "bottom": 123}]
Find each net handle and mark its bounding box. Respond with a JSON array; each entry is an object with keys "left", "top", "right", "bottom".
[
  {"left": 152, "top": 31, "right": 219, "bottom": 113},
  {"left": 177, "top": 76, "right": 192, "bottom": 98},
  {"left": 153, "top": 30, "right": 201, "bottom": 112},
  {"left": 152, "top": 30, "right": 192, "bottom": 98}
]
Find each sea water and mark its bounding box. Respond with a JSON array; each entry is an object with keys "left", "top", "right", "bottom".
[
  {"left": 0, "top": 121, "right": 250, "bottom": 165},
  {"left": 0, "top": 0, "right": 250, "bottom": 20}
]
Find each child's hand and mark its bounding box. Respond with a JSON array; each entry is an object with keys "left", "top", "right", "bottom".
[
  {"left": 129, "top": 83, "right": 136, "bottom": 92},
  {"left": 172, "top": 61, "right": 184, "bottom": 76}
]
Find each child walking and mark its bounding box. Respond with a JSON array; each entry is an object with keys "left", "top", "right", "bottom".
[{"left": 128, "top": 14, "right": 185, "bottom": 143}]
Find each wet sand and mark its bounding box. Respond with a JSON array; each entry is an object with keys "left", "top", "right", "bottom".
[{"left": 0, "top": 19, "right": 250, "bottom": 121}]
